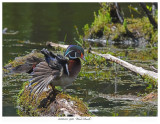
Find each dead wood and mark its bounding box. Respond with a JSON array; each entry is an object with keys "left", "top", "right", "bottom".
[{"left": 46, "top": 42, "right": 158, "bottom": 81}]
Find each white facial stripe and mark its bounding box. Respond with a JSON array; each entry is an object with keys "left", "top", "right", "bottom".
[
  {"left": 65, "top": 64, "right": 69, "bottom": 76},
  {"left": 75, "top": 52, "right": 77, "bottom": 58},
  {"left": 65, "top": 50, "right": 74, "bottom": 57},
  {"left": 69, "top": 54, "right": 77, "bottom": 59}
]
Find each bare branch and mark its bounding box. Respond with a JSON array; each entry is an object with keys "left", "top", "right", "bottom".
[{"left": 46, "top": 42, "right": 158, "bottom": 81}]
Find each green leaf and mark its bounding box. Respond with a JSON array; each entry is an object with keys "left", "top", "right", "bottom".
[{"left": 74, "top": 40, "right": 82, "bottom": 46}]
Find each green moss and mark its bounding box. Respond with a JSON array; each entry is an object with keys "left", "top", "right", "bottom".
[
  {"left": 17, "top": 81, "right": 91, "bottom": 116},
  {"left": 83, "top": 3, "right": 111, "bottom": 40},
  {"left": 79, "top": 65, "right": 112, "bottom": 81},
  {"left": 6, "top": 51, "right": 44, "bottom": 68},
  {"left": 143, "top": 74, "right": 158, "bottom": 89},
  {"left": 81, "top": 4, "right": 157, "bottom": 46},
  {"left": 127, "top": 48, "right": 158, "bottom": 61},
  {"left": 83, "top": 53, "right": 107, "bottom": 66}
]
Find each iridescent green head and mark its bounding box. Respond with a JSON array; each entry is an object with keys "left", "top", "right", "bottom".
[{"left": 64, "top": 45, "right": 85, "bottom": 60}]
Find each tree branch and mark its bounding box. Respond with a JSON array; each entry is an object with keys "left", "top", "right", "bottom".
[{"left": 46, "top": 42, "right": 158, "bottom": 81}]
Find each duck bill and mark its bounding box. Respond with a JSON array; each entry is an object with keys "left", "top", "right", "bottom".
[{"left": 81, "top": 54, "right": 86, "bottom": 61}]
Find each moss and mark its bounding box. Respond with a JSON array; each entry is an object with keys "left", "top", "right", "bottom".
[
  {"left": 142, "top": 74, "right": 158, "bottom": 89},
  {"left": 17, "top": 81, "right": 91, "bottom": 116},
  {"left": 81, "top": 4, "right": 157, "bottom": 46},
  {"left": 83, "top": 3, "right": 111, "bottom": 40},
  {"left": 83, "top": 53, "right": 107, "bottom": 66},
  {"left": 5, "top": 50, "right": 43, "bottom": 68},
  {"left": 3, "top": 50, "right": 44, "bottom": 74},
  {"left": 79, "top": 64, "right": 112, "bottom": 81},
  {"left": 127, "top": 48, "right": 158, "bottom": 61}
]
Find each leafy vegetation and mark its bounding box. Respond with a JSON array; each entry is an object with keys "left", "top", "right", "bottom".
[
  {"left": 3, "top": 3, "right": 158, "bottom": 117},
  {"left": 75, "top": 3, "right": 158, "bottom": 48}
]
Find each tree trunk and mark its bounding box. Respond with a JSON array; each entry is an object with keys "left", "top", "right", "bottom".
[
  {"left": 114, "top": 3, "right": 137, "bottom": 41},
  {"left": 140, "top": 3, "right": 157, "bottom": 29}
]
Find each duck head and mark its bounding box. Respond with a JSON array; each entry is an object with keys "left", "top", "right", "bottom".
[{"left": 64, "top": 45, "right": 85, "bottom": 61}]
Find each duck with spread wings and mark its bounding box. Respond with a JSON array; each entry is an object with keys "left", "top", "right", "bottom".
[{"left": 29, "top": 45, "right": 85, "bottom": 99}]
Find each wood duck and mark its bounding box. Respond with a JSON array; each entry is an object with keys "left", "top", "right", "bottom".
[{"left": 29, "top": 45, "right": 85, "bottom": 99}]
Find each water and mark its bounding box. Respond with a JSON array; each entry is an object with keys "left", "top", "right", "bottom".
[
  {"left": 3, "top": 3, "right": 99, "bottom": 65},
  {"left": 2, "top": 3, "right": 157, "bottom": 116},
  {"left": 3, "top": 2, "right": 100, "bottom": 116}
]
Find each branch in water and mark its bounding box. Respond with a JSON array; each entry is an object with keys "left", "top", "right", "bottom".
[{"left": 46, "top": 42, "right": 158, "bottom": 82}]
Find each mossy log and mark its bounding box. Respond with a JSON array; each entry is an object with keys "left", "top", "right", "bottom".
[
  {"left": 46, "top": 42, "right": 158, "bottom": 83},
  {"left": 3, "top": 50, "right": 44, "bottom": 74},
  {"left": 17, "top": 82, "right": 90, "bottom": 116},
  {"left": 3, "top": 49, "right": 90, "bottom": 116}
]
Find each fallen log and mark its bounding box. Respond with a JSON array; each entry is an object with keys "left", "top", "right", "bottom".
[
  {"left": 91, "top": 51, "right": 158, "bottom": 80},
  {"left": 3, "top": 48, "right": 90, "bottom": 117},
  {"left": 46, "top": 42, "right": 68, "bottom": 49},
  {"left": 46, "top": 42, "right": 158, "bottom": 82}
]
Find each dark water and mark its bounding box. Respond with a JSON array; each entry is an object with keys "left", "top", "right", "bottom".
[
  {"left": 3, "top": 3, "right": 99, "bottom": 65},
  {"left": 3, "top": 2, "right": 100, "bottom": 116},
  {"left": 2, "top": 3, "right": 157, "bottom": 116}
]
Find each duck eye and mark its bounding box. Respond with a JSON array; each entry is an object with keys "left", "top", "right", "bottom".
[{"left": 69, "top": 52, "right": 75, "bottom": 57}]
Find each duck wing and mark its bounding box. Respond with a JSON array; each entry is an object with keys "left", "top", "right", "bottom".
[
  {"left": 29, "top": 48, "right": 69, "bottom": 100},
  {"left": 29, "top": 61, "right": 63, "bottom": 100}
]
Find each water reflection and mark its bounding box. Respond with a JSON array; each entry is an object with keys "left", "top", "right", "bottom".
[
  {"left": 2, "top": 3, "right": 157, "bottom": 116},
  {"left": 3, "top": 3, "right": 100, "bottom": 116},
  {"left": 3, "top": 3, "right": 99, "bottom": 43}
]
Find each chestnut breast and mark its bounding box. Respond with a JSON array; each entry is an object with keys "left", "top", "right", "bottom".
[{"left": 68, "top": 58, "right": 81, "bottom": 77}]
